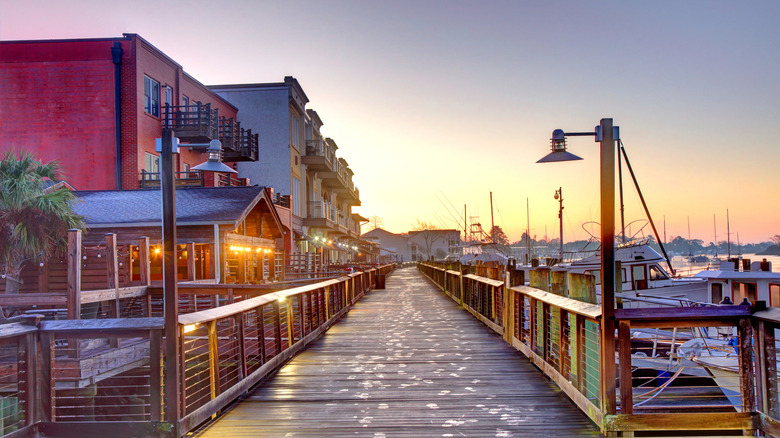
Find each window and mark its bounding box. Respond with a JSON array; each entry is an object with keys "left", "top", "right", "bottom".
[
  {"left": 144, "top": 76, "right": 160, "bottom": 117},
  {"left": 291, "top": 116, "right": 300, "bottom": 148},
  {"left": 182, "top": 95, "right": 189, "bottom": 108},
  {"left": 770, "top": 284, "right": 780, "bottom": 307},
  {"left": 292, "top": 177, "right": 301, "bottom": 216},
  {"left": 711, "top": 283, "right": 723, "bottom": 304},
  {"left": 144, "top": 153, "right": 160, "bottom": 179},
  {"left": 732, "top": 282, "right": 757, "bottom": 304},
  {"left": 649, "top": 265, "right": 668, "bottom": 281}
]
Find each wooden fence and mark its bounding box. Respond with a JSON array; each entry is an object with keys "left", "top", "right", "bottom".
[
  {"left": 0, "top": 264, "right": 395, "bottom": 437},
  {"left": 419, "top": 262, "right": 780, "bottom": 436}
]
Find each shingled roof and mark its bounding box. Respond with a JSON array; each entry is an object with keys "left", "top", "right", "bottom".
[{"left": 73, "top": 186, "right": 269, "bottom": 227}]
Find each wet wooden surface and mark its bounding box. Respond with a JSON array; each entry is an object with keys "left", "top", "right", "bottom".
[{"left": 192, "top": 267, "right": 601, "bottom": 437}]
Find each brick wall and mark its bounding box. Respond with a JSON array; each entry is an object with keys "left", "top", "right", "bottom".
[{"left": 0, "top": 40, "right": 118, "bottom": 190}]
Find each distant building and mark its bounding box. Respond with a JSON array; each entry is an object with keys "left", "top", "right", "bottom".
[
  {"left": 0, "top": 34, "right": 255, "bottom": 191},
  {"left": 364, "top": 228, "right": 462, "bottom": 262}
]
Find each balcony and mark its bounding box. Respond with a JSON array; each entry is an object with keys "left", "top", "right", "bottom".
[
  {"left": 218, "top": 117, "right": 259, "bottom": 162},
  {"left": 163, "top": 102, "right": 219, "bottom": 142},
  {"left": 302, "top": 140, "right": 334, "bottom": 172},
  {"left": 302, "top": 201, "right": 337, "bottom": 230},
  {"left": 216, "top": 173, "right": 249, "bottom": 187},
  {"left": 139, "top": 170, "right": 203, "bottom": 189},
  {"left": 273, "top": 193, "right": 291, "bottom": 209}
]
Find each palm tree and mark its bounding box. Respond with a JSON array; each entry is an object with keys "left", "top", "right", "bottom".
[{"left": 0, "top": 151, "right": 84, "bottom": 296}]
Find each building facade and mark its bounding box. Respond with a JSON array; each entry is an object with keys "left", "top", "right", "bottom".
[
  {"left": 210, "top": 78, "right": 364, "bottom": 264},
  {"left": 0, "top": 34, "right": 256, "bottom": 191}
]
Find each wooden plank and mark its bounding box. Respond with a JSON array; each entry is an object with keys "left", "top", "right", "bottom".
[
  {"left": 80, "top": 286, "right": 148, "bottom": 304},
  {"left": 194, "top": 267, "right": 600, "bottom": 437},
  {"left": 0, "top": 294, "right": 67, "bottom": 307},
  {"left": 615, "top": 306, "right": 752, "bottom": 321},
  {"left": 40, "top": 317, "right": 163, "bottom": 333},
  {"left": 605, "top": 412, "right": 757, "bottom": 432},
  {"left": 463, "top": 273, "right": 504, "bottom": 287}
]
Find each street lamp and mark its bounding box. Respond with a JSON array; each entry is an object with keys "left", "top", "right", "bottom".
[
  {"left": 159, "top": 128, "right": 235, "bottom": 423},
  {"left": 537, "top": 118, "right": 619, "bottom": 416},
  {"left": 554, "top": 187, "right": 563, "bottom": 261}
]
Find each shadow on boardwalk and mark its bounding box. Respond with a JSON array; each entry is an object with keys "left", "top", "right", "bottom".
[{"left": 192, "top": 267, "right": 601, "bottom": 437}]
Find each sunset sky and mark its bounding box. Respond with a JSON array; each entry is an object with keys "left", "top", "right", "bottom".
[{"left": 2, "top": 1, "right": 778, "bottom": 244}]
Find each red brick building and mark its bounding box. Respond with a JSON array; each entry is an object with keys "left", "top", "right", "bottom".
[{"left": 0, "top": 33, "right": 257, "bottom": 190}]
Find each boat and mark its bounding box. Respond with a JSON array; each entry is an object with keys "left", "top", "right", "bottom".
[{"left": 557, "top": 239, "right": 709, "bottom": 305}]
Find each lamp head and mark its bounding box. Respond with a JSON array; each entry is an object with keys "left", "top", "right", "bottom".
[
  {"left": 536, "top": 129, "right": 583, "bottom": 163},
  {"left": 192, "top": 140, "right": 237, "bottom": 173}
]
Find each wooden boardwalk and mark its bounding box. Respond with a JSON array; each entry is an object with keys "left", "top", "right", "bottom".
[{"left": 193, "top": 267, "right": 601, "bottom": 437}]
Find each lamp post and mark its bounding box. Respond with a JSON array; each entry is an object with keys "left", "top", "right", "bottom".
[
  {"left": 554, "top": 187, "right": 563, "bottom": 261},
  {"left": 159, "top": 128, "right": 236, "bottom": 423},
  {"left": 537, "top": 118, "right": 618, "bottom": 416}
]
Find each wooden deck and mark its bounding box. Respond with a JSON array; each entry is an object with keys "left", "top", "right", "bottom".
[{"left": 192, "top": 267, "right": 601, "bottom": 437}]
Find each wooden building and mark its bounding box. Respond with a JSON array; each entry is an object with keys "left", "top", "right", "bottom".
[{"left": 72, "top": 186, "right": 284, "bottom": 284}]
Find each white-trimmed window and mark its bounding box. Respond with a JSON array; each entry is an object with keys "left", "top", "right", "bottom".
[
  {"left": 292, "top": 177, "right": 301, "bottom": 216},
  {"left": 144, "top": 75, "right": 160, "bottom": 117},
  {"left": 144, "top": 153, "right": 160, "bottom": 179}
]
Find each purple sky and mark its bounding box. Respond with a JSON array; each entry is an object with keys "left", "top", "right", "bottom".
[{"left": 2, "top": 0, "right": 778, "bottom": 243}]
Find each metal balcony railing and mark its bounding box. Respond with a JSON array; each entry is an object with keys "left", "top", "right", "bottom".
[
  {"left": 163, "top": 102, "right": 219, "bottom": 141},
  {"left": 139, "top": 170, "right": 203, "bottom": 188}
]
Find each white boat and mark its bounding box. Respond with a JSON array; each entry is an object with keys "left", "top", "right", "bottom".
[{"left": 558, "top": 240, "right": 709, "bottom": 305}]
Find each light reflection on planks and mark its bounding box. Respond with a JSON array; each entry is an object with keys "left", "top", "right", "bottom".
[{"left": 193, "top": 268, "right": 600, "bottom": 437}]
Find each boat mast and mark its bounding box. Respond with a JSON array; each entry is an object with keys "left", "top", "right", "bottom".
[
  {"left": 687, "top": 216, "right": 692, "bottom": 257},
  {"left": 490, "top": 192, "right": 495, "bottom": 243},
  {"left": 727, "top": 209, "right": 731, "bottom": 259},
  {"left": 713, "top": 214, "right": 718, "bottom": 257},
  {"left": 618, "top": 139, "right": 625, "bottom": 243}
]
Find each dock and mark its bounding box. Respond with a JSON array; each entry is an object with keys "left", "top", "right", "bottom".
[{"left": 192, "top": 267, "right": 600, "bottom": 437}]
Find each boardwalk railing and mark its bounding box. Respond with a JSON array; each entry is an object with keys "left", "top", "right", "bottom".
[
  {"left": 0, "top": 265, "right": 394, "bottom": 438},
  {"left": 419, "top": 262, "right": 780, "bottom": 436}
]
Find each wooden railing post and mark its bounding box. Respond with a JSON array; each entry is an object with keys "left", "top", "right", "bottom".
[
  {"left": 186, "top": 242, "right": 196, "bottom": 281},
  {"left": 272, "top": 299, "right": 282, "bottom": 354},
  {"left": 286, "top": 298, "right": 294, "bottom": 345},
  {"left": 738, "top": 317, "right": 756, "bottom": 413},
  {"left": 207, "top": 320, "right": 219, "bottom": 408},
  {"left": 503, "top": 266, "right": 515, "bottom": 342},
  {"left": 618, "top": 320, "right": 633, "bottom": 415},
  {"left": 139, "top": 237, "right": 151, "bottom": 286},
  {"left": 67, "top": 229, "right": 82, "bottom": 320},
  {"left": 150, "top": 328, "right": 162, "bottom": 421},
  {"left": 256, "top": 307, "right": 266, "bottom": 363},
  {"left": 105, "top": 233, "right": 120, "bottom": 318},
  {"left": 236, "top": 314, "right": 247, "bottom": 380}
]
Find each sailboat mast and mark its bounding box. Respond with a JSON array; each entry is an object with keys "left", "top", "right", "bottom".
[
  {"left": 490, "top": 192, "right": 495, "bottom": 243},
  {"left": 713, "top": 214, "right": 718, "bottom": 256},
  {"left": 663, "top": 215, "right": 667, "bottom": 245},
  {"left": 464, "top": 204, "right": 467, "bottom": 245},
  {"left": 727, "top": 209, "right": 731, "bottom": 259},
  {"left": 687, "top": 216, "right": 692, "bottom": 256}
]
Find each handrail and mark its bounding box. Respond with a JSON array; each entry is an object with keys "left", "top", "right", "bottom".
[
  {"left": 417, "top": 260, "right": 780, "bottom": 436},
  {"left": 510, "top": 284, "right": 602, "bottom": 320},
  {"left": 178, "top": 278, "right": 343, "bottom": 326}
]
